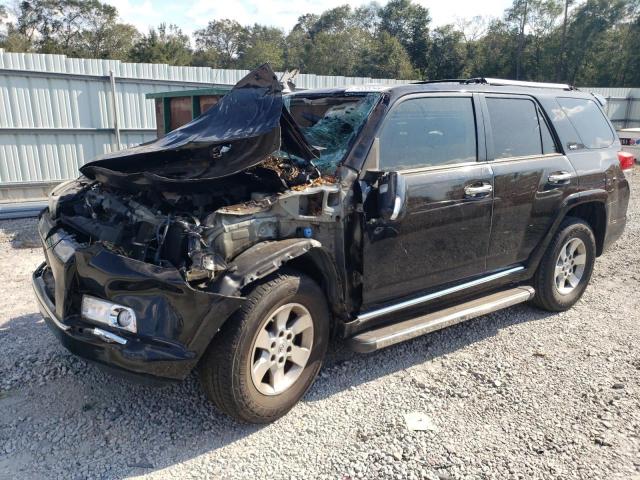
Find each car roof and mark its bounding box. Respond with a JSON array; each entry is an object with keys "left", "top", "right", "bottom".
[{"left": 291, "top": 79, "right": 596, "bottom": 102}]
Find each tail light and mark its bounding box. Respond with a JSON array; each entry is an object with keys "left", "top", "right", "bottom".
[{"left": 618, "top": 151, "right": 635, "bottom": 170}]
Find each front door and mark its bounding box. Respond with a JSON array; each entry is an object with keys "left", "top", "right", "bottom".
[{"left": 361, "top": 93, "right": 493, "bottom": 308}]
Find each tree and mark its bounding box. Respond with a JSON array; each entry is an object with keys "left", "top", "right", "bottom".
[
  {"left": 563, "top": 0, "right": 628, "bottom": 84},
  {"left": 506, "top": 0, "right": 531, "bottom": 79},
  {"left": 426, "top": 25, "right": 466, "bottom": 79},
  {"left": 379, "top": 0, "right": 431, "bottom": 76},
  {"left": 526, "top": 0, "right": 562, "bottom": 81},
  {"left": 129, "top": 24, "right": 192, "bottom": 65},
  {"left": 284, "top": 13, "right": 320, "bottom": 71},
  {"left": 285, "top": 6, "right": 375, "bottom": 76},
  {"left": 301, "top": 28, "right": 371, "bottom": 76},
  {"left": 556, "top": 0, "right": 574, "bottom": 81},
  {"left": 455, "top": 16, "right": 488, "bottom": 77},
  {"left": 353, "top": 3, "right": 381, "bottom": 33},
  {"left": 238, "top": 25, "right": 286, "bottom": 70},
  {"left": 0, "top": 4, "right": 6, "bottom": 30},
  {"left": 616, "top": 4, "right": 640, "bottom": 85},
  {"left": 2, "top": 0, "right": 640, "bottom": 87},
  {"left": 79, "top": 17, "right": 139, "bottom": 60},
  {"left": 8, "top": 0, "right": 136, "bottom": 59},
  {"left": 362, "top": 31, "right": 416, "bottom": 78},
  {"left": 194, "top": 19, "right": 245, "bottom": 68},
  {"left": 472, "top": 19, "right": 519, "bottom": 78}
]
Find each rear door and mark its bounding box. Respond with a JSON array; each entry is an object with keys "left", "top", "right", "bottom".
[
  {"left": 481, "top": 94, "right": 577, "bottom": 270},
  {"left": 361, "top": 93, "right": 493, "bottom": 307}
]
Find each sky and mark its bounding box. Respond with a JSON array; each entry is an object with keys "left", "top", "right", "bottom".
[{"left": 104, "top": 0, "right": 513, "bottom": 37}]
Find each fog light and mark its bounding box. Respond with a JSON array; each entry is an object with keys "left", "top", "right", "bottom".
[
  {"left": 81, "top": 295, "right": 137, "bottom": 333},
  {"left": 116, "top": 309, "right": 133, "bottom": 328}
]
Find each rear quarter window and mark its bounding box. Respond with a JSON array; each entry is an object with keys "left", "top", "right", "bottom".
[{"left": 556, "top": 97, "right": 614, "bottom": 149}]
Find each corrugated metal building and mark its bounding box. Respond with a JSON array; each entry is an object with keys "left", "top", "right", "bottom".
[
  {"left": 589, "top": 87, "right": 640, "bottom": 130},
  {"left": 0, "top": 50, "right": 410, "bottom": 201},
  {"left": 0, "top": 49, "right": 637, "bottom": 203}
]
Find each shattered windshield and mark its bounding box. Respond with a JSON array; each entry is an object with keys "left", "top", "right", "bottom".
[{"left": 284, "top": 93, "right": 381, "bottom": 174}]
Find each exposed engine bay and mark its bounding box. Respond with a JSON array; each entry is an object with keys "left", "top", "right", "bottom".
[
  {"left": 53, "top": 164, "right": 344, "bottom": 287},
  {"left": 48, "top": 64, "right": 377, "bottom": 290}
]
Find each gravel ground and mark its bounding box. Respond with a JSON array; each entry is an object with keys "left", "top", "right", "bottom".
[{"left": 1, "top": 168, "right": 639, "bottom": 480}]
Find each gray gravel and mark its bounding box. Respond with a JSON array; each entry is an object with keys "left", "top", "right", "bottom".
[{"left": 1, "top": 168, "right": 639, "bottom": 480}]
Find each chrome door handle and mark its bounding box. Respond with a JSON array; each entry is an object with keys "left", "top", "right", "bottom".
[
  {"left": 548, "top": 171, "right": 572, "bottom": 184},
  {"left": 464, "top": 183, "right": 493, "bottom": 197}
]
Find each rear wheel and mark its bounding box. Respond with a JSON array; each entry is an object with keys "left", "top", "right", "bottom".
[
  {"left": 531, "top": 217, "right": 596, "bottom": 311},
  {"left": 200, "top": 270, "right": 329, "bottom": 423}
]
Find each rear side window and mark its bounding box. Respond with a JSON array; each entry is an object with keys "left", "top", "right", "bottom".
[
  {"left": 379, "top": 96, "right": 477, "bottom": 170},
  {"left": 486, "top": 97, "right": 557, "bottom": 159},
  {"left": 556, "top": 97, "right": 614, "bottom": 149}
]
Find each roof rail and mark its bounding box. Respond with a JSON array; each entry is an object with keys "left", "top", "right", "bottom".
[
  {"left": 411, "top": 79, "right": 469, "bottom": 85},
  {"left": 465, "top": 77, "right": 575, "bottom": 90},
  {"left": 412, "top": 77, "right": 575, "bottom": 91}
]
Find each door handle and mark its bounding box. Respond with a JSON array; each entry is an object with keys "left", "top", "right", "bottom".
[
  {"left": 548, "top": 171, "right": 572, "bottom": 184},
  {"left": 464, "top": 183, "right": 493, "bottom": 198}
]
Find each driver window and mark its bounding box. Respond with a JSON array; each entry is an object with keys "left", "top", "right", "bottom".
[{"left": 379, "top": 97, "right": 477, "bottom": 170}]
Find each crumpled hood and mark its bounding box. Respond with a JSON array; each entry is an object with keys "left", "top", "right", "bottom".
[{"left": 80, "top": 64, "right": 316, "bottom": 190}]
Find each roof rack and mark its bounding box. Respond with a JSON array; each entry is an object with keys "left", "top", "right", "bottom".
[
  {"left": 471, "top": 78, "right": 575, "bottom": 90},
  {"left": 412, "top": 77, "right": 576, "bottom": 91},
  {"left": 411, "top": 78, "right": 469, "bottom": 85}
]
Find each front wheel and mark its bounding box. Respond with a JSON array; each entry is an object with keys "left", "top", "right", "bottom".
[
  {"left": 200, "top": 270, "right": 330, "bottom": 423},
  {"left": 531, "top": 217, "right": 596, "bottom": 312}
]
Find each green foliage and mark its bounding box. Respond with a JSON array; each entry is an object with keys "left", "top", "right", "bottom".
[
  {"left": 379, "top": 0, "right": 431, "bottom": 74},
  {"left": 194, "top": 19, "right": 245, "bottom": 68},
  {"left": 426, "top": 25, "right": 466, "bottom": 79},
  {"left": 129, "top": 24, "right": 192, "bottom": 66},
  {"left": 1, "top": 0, "right": 639, "bottom": 86},
  {"left": 361, "top": 31, "right": 416, "bottom": 79},
  {"left": 7, "top": 0, "right": 137, "bottom": 58},
  {"left": 239, "top": 26, "right": 286, "bottom": 70}
]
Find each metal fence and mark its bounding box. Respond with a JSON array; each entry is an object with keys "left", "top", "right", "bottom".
[
  {"left": 0, "top": 49, "right": 637, "bottom": 203},
  {"left": 0, "top": 50, "right": 410, "bottom": 200},
  {"left": 586, "top": 87, "right": 640, "bottom": 130}
]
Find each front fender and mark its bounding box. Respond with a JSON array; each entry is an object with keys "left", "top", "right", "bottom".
[{"left": 214, "top": 238, "right": 322, "bottom": 296}]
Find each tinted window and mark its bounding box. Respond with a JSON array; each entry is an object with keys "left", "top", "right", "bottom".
[
  {"left": 486, "top": 97, "right": 545, "bottom": 159},
  {"left": 379, "top": 97, "right": 477, "bottom": 170},
  {"left": 557, "top": 97, "right": 614, "bottom": 149}
]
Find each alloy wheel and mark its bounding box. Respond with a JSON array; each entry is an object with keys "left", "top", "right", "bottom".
[
  {"left": 554, "top": 238, "right": 587, "bottom": 295},
  {"left": 249, "top": 303, "right": 314, "bottom": 395}
]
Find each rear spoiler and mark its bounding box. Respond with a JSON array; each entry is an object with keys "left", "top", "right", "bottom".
[{"left": 591, "top": 92, "right": 608, "bottom": 108}]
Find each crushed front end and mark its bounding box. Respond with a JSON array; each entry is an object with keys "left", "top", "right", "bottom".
[{"left": 33, "top": 64, "right": 376, "bottom": 381}]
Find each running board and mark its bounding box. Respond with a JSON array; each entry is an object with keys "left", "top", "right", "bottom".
[{"left": 348, "top": 286, "right": 535, "bottom": 353}]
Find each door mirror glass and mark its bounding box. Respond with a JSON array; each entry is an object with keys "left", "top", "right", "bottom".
[{"left": 378, "top": 171, "right": 407, "bottom": 222}]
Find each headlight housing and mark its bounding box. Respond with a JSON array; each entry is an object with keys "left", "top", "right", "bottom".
[
  {"left": 47, "top": 179, "right": 80, "bottom": 218},
  {"left": 81, "top": 295, "right": 137, "bottom": 333}
]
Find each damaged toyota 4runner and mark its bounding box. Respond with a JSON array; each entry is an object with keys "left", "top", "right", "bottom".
[{"left": 33, "top": 65, "right": 630, "bottom": 423}]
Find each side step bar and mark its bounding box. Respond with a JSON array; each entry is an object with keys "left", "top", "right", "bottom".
[{"left": 348, "top": 286, "right": 535, "bottom": 353}]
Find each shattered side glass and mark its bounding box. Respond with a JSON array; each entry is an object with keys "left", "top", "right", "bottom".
[{"left": 284, "top": 93, "right": 380, "bottom": 174}]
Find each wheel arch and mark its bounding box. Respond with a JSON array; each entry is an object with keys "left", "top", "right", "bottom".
[
  {"left": 564, "top": 201, "right": 607, "bottom": 256},
  {"left": 525, "top": 189, "right": 608, "bottom": 275},
  {"left": 214, "top": 238, "right": 346, "bottom": 332}
]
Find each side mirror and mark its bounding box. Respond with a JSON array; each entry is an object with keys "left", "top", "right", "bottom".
[{"left": 378, "top": 171, "right": 407, "bottom": 222}]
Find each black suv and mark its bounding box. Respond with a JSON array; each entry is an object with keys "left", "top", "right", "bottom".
[{"left": 32, "top": 65, "right": 631, "bottom": 423}]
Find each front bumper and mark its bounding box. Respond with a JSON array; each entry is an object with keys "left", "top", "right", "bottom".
[{"left": 33, "top": 211, "right": 244, "bottom": 381}]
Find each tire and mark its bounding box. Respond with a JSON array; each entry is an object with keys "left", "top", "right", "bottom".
[
  {"left": 531, "top": 217, "right": 596, "bottom": 312},
  {"left": 200, "top": 269, "right": 330, "bottom": 423}
]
